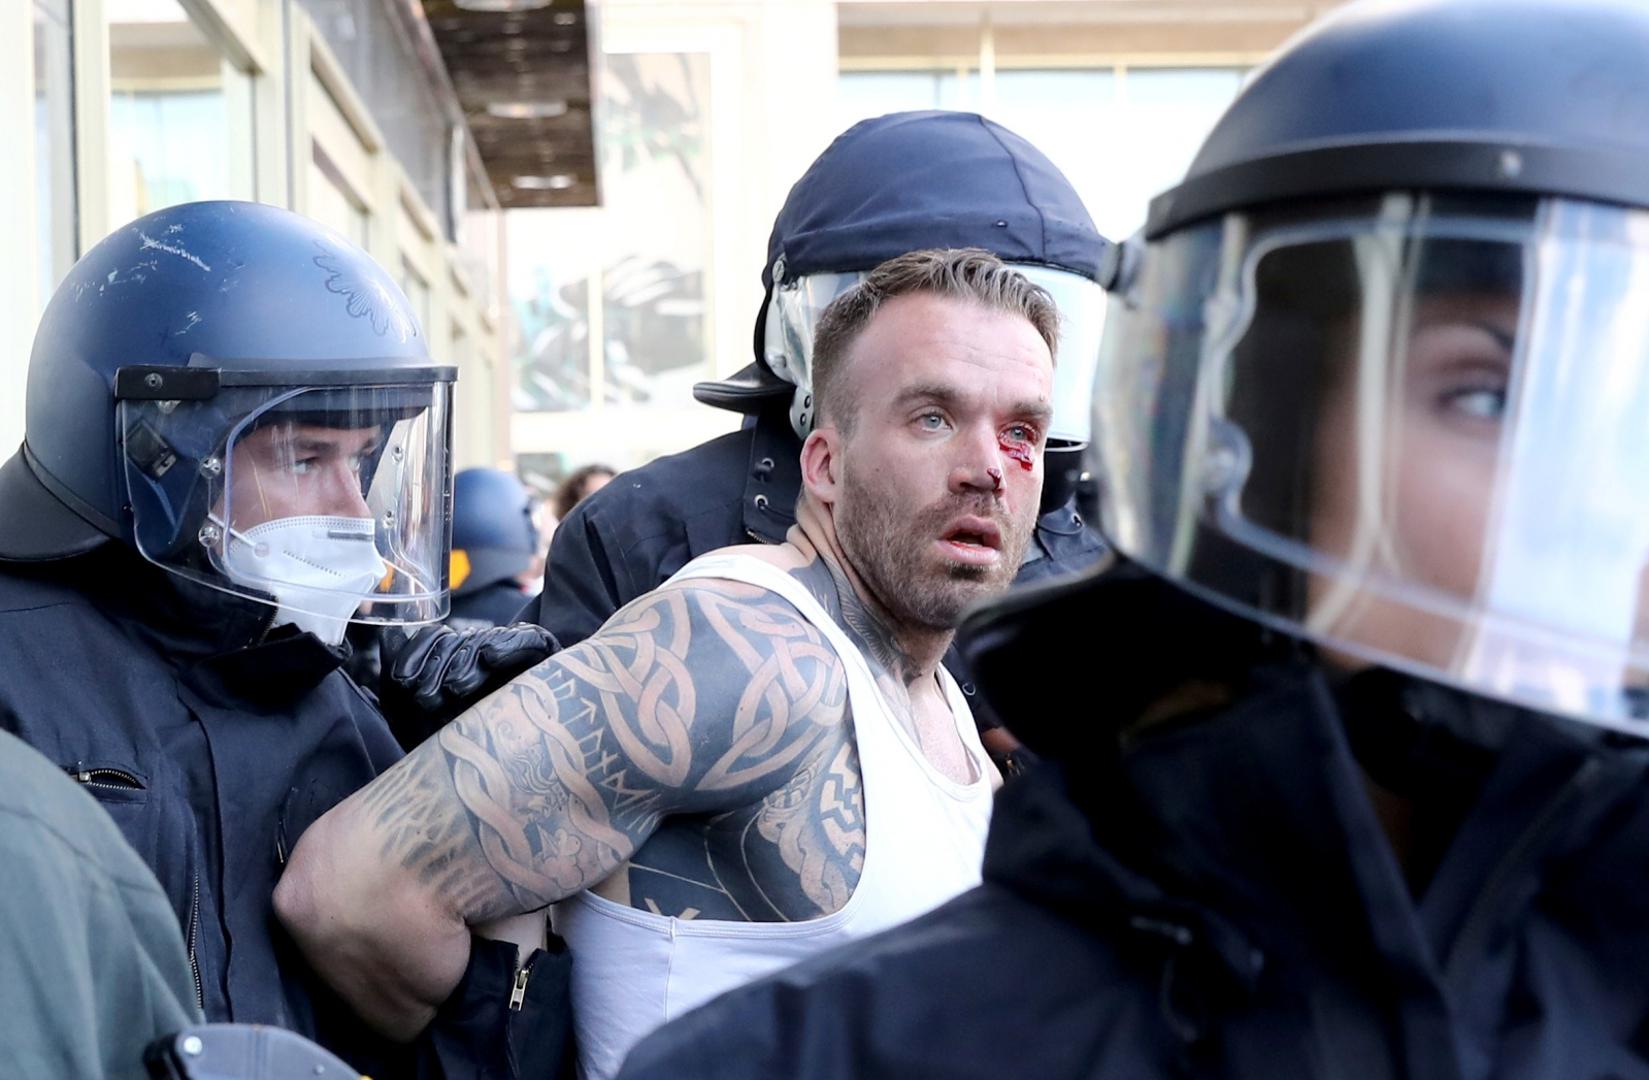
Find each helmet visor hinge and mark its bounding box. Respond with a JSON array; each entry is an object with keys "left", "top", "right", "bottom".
[{"left": 114, "top": 365, "right": 221, "bottom": 402}]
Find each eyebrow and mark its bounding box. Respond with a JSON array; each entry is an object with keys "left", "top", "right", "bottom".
[
  {"left": 1011, "top": 400, "right": 1056, "bottom": 425},
  {"left": 287, "top": 434, "right": 377, "bottom": 456},
  {"left": 1470, "top": 319, "right": 1516, "bottom": 352},
  {"left": 892, "top": 382, "right": 1054, "bottom": 425},
  {"left": 892, "top": 382, "right": 965, "bottom": 412}
]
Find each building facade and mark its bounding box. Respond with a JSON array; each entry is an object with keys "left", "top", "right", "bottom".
[
  {"left": 7, "top": 0, "right": 513, "bottom": 471},
  {"left": 506, "top": 0, "right": 1352, "bottom": 486}
]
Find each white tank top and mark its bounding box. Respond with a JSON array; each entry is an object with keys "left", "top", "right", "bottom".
[{"left": 554, "top": 552, "right": 995, "bottom": 1079}]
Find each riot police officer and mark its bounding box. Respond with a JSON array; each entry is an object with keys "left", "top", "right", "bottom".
[
  {"left": 616, "top": 2, "right": 1649, "bottom": 1077},
  {"left": 0, "top": 201, "right": 567, "bottom": 1077},
  {"left": 447, "top": 467, "right": 542, "bottom": 630}
]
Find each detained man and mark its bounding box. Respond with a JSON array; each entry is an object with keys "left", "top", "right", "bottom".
[{"left": 275, "top": 248, "right": 1060, "bottom": 1078}]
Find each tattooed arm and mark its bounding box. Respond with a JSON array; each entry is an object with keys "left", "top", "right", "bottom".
[{"left": 274, "top": 578, "right": 847, "bottom": 1039}]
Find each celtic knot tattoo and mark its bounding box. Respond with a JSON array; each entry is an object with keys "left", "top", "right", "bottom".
[{"left": 362, "top": 571, "right": 868, "bottom": 923}]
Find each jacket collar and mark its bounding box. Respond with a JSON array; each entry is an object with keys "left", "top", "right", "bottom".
[
  {"left": 978, "top": 583, "right": 1649, "bottom": 1004},
  {"left": 67, "top": 543, "right": 347, "bottom": 701}
]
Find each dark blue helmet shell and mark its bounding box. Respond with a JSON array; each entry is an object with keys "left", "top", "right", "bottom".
[
  {"left": 450, "top": 467, "right": 538, "bottom": 596},
  {"left": 2, "top": 200, "right": 441, "bottom": 561},
  {"left": 1148, "top": 0, "right": 1649, "bottom": 237},
  {"left": 753, "top": 110, "right": 1110, "bottom": 371}
]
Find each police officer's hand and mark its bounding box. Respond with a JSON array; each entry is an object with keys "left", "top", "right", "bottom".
[{"left": 378, "top": 622, "right": 560, "bottom": 748}]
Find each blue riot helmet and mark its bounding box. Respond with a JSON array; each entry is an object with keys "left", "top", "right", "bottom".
[
  {"left": 1092, "top": 0, "right": 1649, "bottom": 735},
  {"left": 694, "top": 110, "right": 1113, "bottom": 456},
  {"left": 0, "top": 201, "right": 455, "bottom": 643},
  {"left": 449, "top": 467, "right": 537, "bottom": 597}
]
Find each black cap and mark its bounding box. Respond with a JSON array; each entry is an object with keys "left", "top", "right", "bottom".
[{"left": 692, "top": 110, "right": 1112, "bottom": 414}]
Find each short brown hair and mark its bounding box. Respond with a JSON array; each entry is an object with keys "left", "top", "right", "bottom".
[
  {"left": 810, "top": 248, "right": 1060, "bottom": 433},
  {"left": 553, "top": 463, "right": 615, "bottom": 521}
]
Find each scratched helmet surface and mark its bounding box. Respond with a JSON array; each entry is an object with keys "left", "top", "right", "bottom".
[{"left": 0, "top": 200, "right": 455, "bottom": 627}]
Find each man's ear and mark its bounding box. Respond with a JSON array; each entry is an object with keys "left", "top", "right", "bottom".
[{"left": 800, "top": 427, "right": 842, "bottom": 505}]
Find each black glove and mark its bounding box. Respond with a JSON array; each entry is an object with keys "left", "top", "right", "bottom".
[{"left": 380, "top": 623, "right": 560, "bottom": 748}]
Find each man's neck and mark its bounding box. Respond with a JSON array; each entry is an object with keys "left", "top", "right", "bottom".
[{"left": 786, "top": 497, "right": 952, "bottom": 690}]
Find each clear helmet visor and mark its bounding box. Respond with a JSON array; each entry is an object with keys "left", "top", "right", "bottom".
[
  {"left": 121, "top": 379, "right": 453, "bottom": 642},
  {"left": 1096, "top": 194, "right": 1649, "bottom": 733},
  {"left": 765, "top": 262, "right": 1108, "bottom": 443}
]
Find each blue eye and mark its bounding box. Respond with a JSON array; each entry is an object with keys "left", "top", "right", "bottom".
[
  {"left": 916, "top": 412, "right": 949, "bottom": 431},
  {"left": 1440, "top": 386, "right": 1506, "bottom": 422}
]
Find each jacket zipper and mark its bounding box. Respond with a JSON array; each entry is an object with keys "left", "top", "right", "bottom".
[
  {"left": 187, "top": 871, "right": 203, "bottom": 1011},
  {"left": 508, "top": 954, "right": 534, "bottom": 1011},
  {"left": 67, "top": 765, "right": 145, "bottom": 791}
]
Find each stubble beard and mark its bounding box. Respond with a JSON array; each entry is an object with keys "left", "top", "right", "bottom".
[{"left": 835, "top": 463, "right": 1035, "bottom": 634}]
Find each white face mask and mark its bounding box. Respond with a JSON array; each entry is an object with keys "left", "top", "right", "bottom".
[{"left": 221, "top": 515, "right": 387, "bottom": 645}]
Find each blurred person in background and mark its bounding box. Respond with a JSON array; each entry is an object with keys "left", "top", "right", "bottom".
[
  {"left": 618, "top": 2, "right": 1649, "bottom": 1077},
  {"left": 551, "top": 463, "right": 615, "bottom": 527},
  {"left": 0, "top": 201, "right": 568, "bottom": 1078},
  {"left": 447, "top": 467, "right": 544, "bottom": 631}
]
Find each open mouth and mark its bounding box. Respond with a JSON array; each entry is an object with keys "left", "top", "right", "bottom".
[
  {"left": 943, "top": 530, "right": 996, "bottom": 549},
  {"left": 939, "top": 517, "right": 1003, "bottom": 561}
]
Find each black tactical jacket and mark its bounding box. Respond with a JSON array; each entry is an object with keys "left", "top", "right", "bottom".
[
  {"left": 619, "top": 570, "right": 1649, "bottom": 1080},
  {"left": 0, "top": 544, "right": 572, "bottom": 1079}
]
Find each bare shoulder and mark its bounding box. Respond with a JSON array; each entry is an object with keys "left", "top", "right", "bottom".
[{"left": 691, "top": 539, "right": 817, "bottom": 574}]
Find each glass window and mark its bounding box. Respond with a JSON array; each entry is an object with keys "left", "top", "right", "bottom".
[
  {"left": 308, "top": 144, "right": 370, "bottom": 248},
  {"left": 34, "top": 0, "right": 76, "bottom": 311},
  {"left": 293, "top": 0, "right": 453, "bottom": 235},
  {"left": 457, "top": 161, "right": 500, "bottom": 315},
  {"left": 510, "top": 51, "right": 713, "bottom": 415},
  {"left": 836, "top": 68, "right": 970, "bottom": 129},
  {"left": 401, "top": 260, "right": 432, "bottom": 343},
  {"left": 1105, "top": 68, "right": 1245, "bottom": 236},
  {"left": 107, "top": 0, "right": 253, "bottom": 225},
  {"left": 837, "top": 65, "right": 1244, "bottom": 240}
]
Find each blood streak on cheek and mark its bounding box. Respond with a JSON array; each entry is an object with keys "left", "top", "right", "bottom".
[{"left": 998, "top": 438, "right": 1036, "bottom": 472}]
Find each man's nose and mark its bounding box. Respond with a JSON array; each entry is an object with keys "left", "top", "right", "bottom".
[
  {"left": 324, "top": 465, "right": 373, "bottom": 519},
  {"left": 947, "top": 424, "right": 1004, "bottom": 497}
]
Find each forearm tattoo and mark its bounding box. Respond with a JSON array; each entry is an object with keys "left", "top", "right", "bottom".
[{"left": 360, "top": 577, "right": 860, "bottom": 924}]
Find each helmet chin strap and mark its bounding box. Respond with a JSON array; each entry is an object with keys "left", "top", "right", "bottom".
[
  {"left": 788, "top": 384, "right": 815, "bottom": 440},
  {"left": 764, "top": 287, "right": 817, "bottom": 441}
]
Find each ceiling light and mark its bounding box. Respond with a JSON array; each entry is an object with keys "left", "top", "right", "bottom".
[
  {"left": 452, "top": 0, "right": 550, "bottom": 12},
  {"left": 487, "top": 99, "right": 569, "bottom": 119},
  {"left": 553, "top": 11, "right": 578, "bottom": 24},
  {"left": 512, "top": 174, "right": 577, "bottom": 191}
]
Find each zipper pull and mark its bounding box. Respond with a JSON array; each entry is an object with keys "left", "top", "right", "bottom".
[{"left": 508, "top": 965, "right": 530, "bottom": 1011}]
